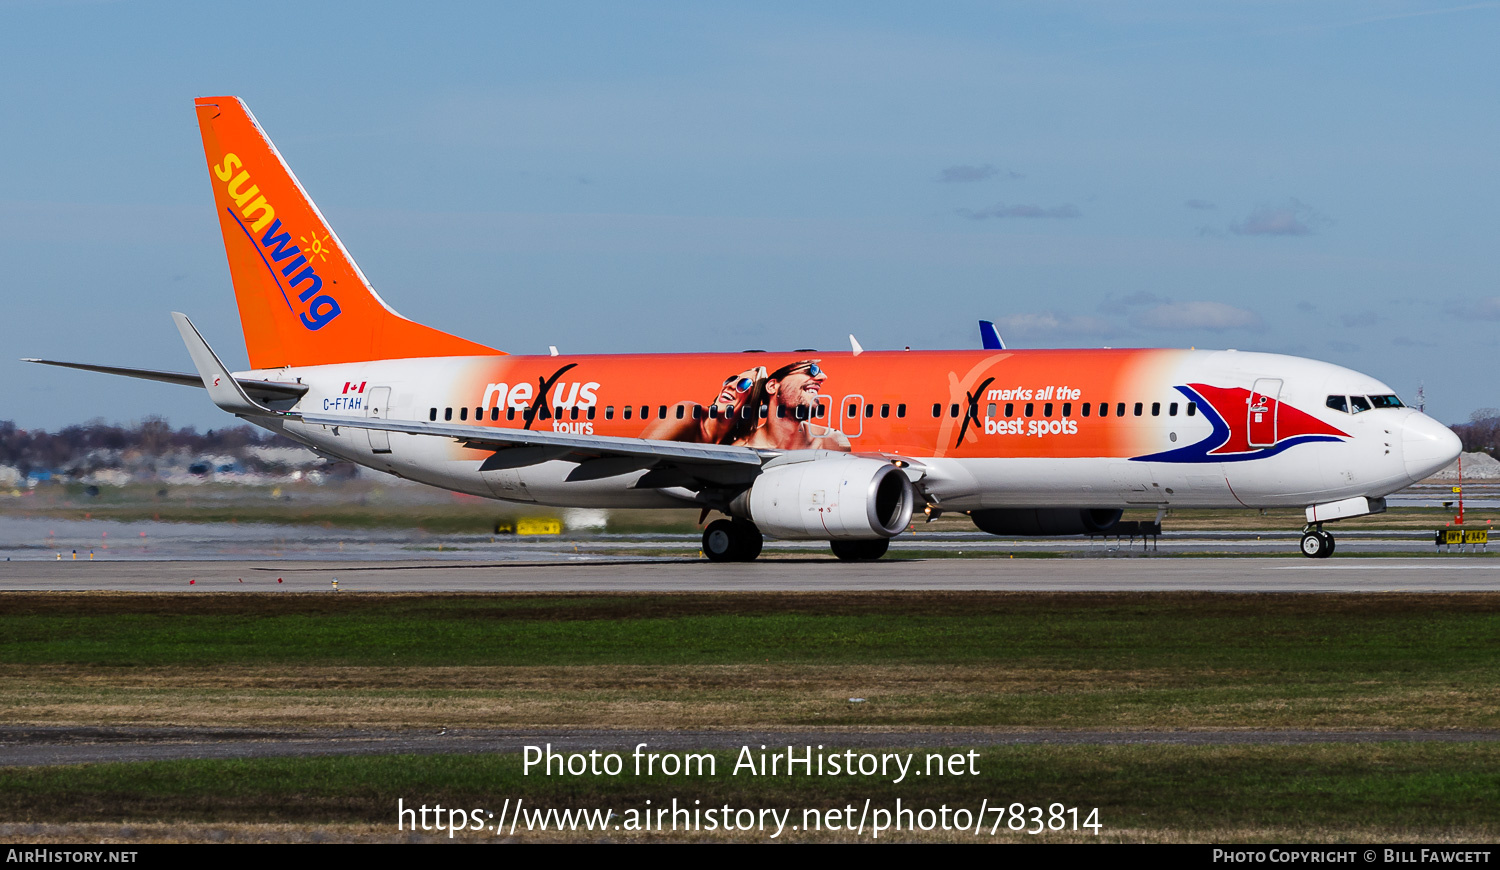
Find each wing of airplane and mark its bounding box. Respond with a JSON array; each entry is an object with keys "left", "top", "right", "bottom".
[{"left": 166, "top": 311, "right": 768, "bottom": 478}]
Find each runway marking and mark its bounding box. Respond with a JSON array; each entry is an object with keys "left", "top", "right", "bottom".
[{"left": 1270, "top": 564, "right": 1500, "bottom": 570}]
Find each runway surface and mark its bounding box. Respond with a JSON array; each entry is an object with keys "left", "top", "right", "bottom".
[
  {"left": 3, "top": 556, "right": 1499, "bottom": 592},
  {"left": 5, "top": 726, "right": 1497, "bottom": 767}
]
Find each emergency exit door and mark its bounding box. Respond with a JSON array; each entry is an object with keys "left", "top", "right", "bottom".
[{"left": 1247, "top": 378, "right": 1281, "bottom": 448}]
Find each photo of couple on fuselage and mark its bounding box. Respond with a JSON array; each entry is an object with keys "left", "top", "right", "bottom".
[{"left": 641, "top": 359, "right": 852, "bottom": 452}]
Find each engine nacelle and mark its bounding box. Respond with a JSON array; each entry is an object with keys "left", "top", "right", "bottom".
[
  {"left": 970, "top": 508, "right": 1123, "bottom": 537},
  {"left": 735, "top": 455, "right": 915, "bottom": 540}
]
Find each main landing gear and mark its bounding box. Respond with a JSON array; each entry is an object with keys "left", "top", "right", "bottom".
[
  {"left": 1300, "top": 524, "right": 1336, "bottom": 559},
  {"left": 702, "top": 519, "right": 764, "bottom": 562}
]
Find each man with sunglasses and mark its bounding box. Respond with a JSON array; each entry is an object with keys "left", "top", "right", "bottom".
[{"left": 736, "top": 359, "right": 850, "bottom": 451}]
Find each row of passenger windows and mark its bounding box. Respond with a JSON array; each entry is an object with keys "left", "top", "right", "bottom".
[
  {"left": 428, "top": 400, "right": 1198, "bottom": 423},
  {"left": 428, "top": 403, "right": 830, "bottom": 423}
]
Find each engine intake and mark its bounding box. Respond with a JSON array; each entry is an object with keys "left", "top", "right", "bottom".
[{"left": 735, "top": 455, "right": 915, "bottom": 540}]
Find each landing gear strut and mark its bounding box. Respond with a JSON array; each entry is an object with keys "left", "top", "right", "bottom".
[
  {"left": 702, "top": 519, "right": 764, "bottom": 562},
  {"left": 830, "top": 538, "right": 890, "bottom": 561},
  {"left": 1300, "top": 525, "right": 1336, "bottom": 559}
]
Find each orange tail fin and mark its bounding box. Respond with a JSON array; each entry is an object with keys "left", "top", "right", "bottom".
[{"left": 194, "top": 96, "right": 501, "bottom": 369}]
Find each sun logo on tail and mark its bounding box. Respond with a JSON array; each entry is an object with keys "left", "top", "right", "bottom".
[{"left": 299, "top": 230, "right": 330, "bottom": 262}]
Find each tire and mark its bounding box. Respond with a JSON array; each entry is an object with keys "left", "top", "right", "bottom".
[
  {"left": 1300, "top": 531, "right": 1327, "bottom": 559},
  {"left": 1320, "top": 532, "right": 1336, "bottom": 558},
  {"left": 703, "top": 520, "right": 738, "bottom": 562},
  {"left": 733, "top": 521, "right": 764, "bottom": 562},
  {"left": 830, "top": 538, "right": 889, "bottom": 561}
]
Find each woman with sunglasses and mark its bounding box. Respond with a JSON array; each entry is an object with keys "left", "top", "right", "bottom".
[{"left": 640, "top": 365, "right": 768, "bottom": 444}]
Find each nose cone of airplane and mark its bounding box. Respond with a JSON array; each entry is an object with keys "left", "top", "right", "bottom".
[{"left": 1403, "top": 412, "right": 1462, "bottom": 483}]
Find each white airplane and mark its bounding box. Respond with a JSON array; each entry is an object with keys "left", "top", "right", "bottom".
[{"left": 27, "top": 97, "right": 1462, "bottom": 561}]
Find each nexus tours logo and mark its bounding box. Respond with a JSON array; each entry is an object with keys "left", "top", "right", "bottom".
[{"left": 215, "top": 153, "right": 342, "bottom": 331}]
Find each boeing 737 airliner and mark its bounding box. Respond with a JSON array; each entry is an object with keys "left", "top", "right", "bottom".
[{"left": 27, "top": 97, "right": 1463, "bottom": 560}]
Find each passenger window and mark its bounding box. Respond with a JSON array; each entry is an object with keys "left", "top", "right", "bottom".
[
  {"left": 1117, "top": 403, "right": 1126, "bottom": 417},
  {"left": 1024, "top": 403, "right": 1034, "bottom": 417},
  {"left": 605, "top": 406, "right": 614, "bottom": 420},
  {"left": 622, "top": 406, "right": 631, "bottom": 420},
  {"left": 587, "top": 406, "right": 596, "bottom": 420},
  {"left": 1081, "top": 403, "right": 1090, "bottom": 417},
  {"left": 694, "top": 406, "right": 706, "bottom": 420},
  {"left": 570, "top": 407, "right": 580, "bottom": 420},
  {"left": 950, "top": 404, "right": 960, "bottom": 418},
  {"left": 1350, "top": 396, "right": 1371, "bottom": 413},
  {"left": 1169, "top": 402, "right": 1178, "bottom": 417},
  {"left": 1326, "top": 395, "right": 1349, "bottom": 413},
  {"left": 523, "top": 408, "right": 534, "bottom": 422},
  {"left": 429, "top": 408, "right": 437, "bottom": 421},
  {"left": 1043, "top": 403, "right": 1053, "bottom": 418},
  {"left": 866, "top": 404, "right": 875, "bottom": 418},
  {"left": 444, "top": 407, "right": 453, "bottom": 421},
  {"left": 1151, "top": 402, "right": 1160, "bottom": 417},
  {"left": 1005, "top": 403, "right": 1014, "bottom": 418},
  {"left": 759, "top": 405, "right": 768, "bottom": 419},
  {"left": 658, "top": 405, "right": 667, "bottom": 419},
  {"left": 931, "top": 403, "right": 941, "bottom": 418},
  {"left": 880, "top": 404, "right": 890, "bottom": 418},
  {"left": 1186, "top": 402, "right": 1196, "bottom": 417},
  {"left": 490, "top": 407, "right": 499, "bottom": 421},
  {"left": 897, "top": 404, "right": 906, "bottom": 418},
  {"left": 850, "top": 403, "right": 859, "bottom": 417},
  {"left": 507, "top": 407, "right": 516, "bottom": 421},
  {"left": 475, "top": 406, "right": 482, "bottom": 420},
  {"left": 987, "top": 403, "right": 997, "bottom": 418},
  {"left": 1133, "top": 403, "right": 1143, "bottom": 417},
  {"left": 460, "top": 407, "right": 468, "bottom": 421},
  {"left": 1062, "top": 402, "right": 1071, "bottom": 418},
  {"left": 676, "top": 405, "right": 686, "bottom": 420},
  {"left": 1099, "top": 403, "right": 1109, "bottom": 417}
]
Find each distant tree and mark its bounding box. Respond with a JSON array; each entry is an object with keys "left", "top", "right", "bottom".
[{"left": 1453, "top": 409, "right": 1500, "bottom": 456}]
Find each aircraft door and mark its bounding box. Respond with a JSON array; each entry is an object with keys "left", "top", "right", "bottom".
[
  {"left": 366, "top": 386, "right": 392, "bottom": 454},
  {"left": 840, "top": 394, "right": 864, "bottom": 438},
  {"left": 1248, "top": 379, "right": 1281, "bottom": 448}
]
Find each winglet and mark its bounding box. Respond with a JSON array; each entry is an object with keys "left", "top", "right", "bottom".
[
  {"left": 172, "top": 312, "right": 280, "bottom": 417},
  {"left": 849, "top": 334, "right": 864, "bottom": 356},
  {"left": 979, "top": 320, "right": 1005, "bottom": 350}
]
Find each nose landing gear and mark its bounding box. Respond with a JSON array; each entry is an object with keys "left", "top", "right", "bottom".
[{"left": 1300, "top": 524, "right": 1336, "bottom": 559}]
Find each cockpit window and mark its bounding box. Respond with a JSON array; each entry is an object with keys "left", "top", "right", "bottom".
[
  {"left": 1369, "top": 395, "right": 1404, "bottom": 408},
  {"left": 1349, "top": 395, "right": 1372, "bottom": 413},
  {"left": 1326, "top": 395, "right": 1348, "bottom": 413}
]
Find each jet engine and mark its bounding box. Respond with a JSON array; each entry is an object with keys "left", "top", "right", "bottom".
[
  {"left": 969, "top": 507, "right": 1123, "bottom": 536},
  {"left": 732, "top": 455, "right": 915, "bottom": 540}
]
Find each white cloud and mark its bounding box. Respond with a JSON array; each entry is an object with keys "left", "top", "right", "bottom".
[
  {"left": 994, "top": 311, "right": 1118, "bottom": 337},
  {"left": 1230, "top": 199, "right": 1327, "bottom": 236},
  {"left": 1131, "top": 300, "right": 1264, "bottom": 332},
  {"left": 937, "top": 164, "right": 998, "bottom": 183},
  {"left": 958, "top": 203, "right": 1081, "bottom": 220}
]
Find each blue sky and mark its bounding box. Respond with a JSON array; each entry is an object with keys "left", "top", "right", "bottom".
[{"left": 4, "top": 1, "right": 1497, "bottom": 429}]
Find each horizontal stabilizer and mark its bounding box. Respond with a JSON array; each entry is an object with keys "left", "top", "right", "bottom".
[{"left": 23, "top": 358, "right": 308, "bottom": 402}]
